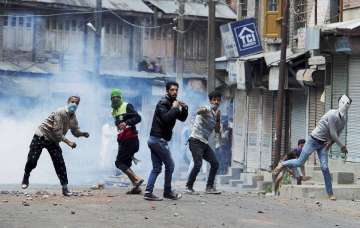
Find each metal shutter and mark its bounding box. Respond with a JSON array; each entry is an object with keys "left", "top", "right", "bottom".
[
  {"left": 346, "top": 57, "right": 360, "bottom": 162},
  {"left": 330, "top": 55, "right": 348, "bottom": 158},
  {"left": 290, "top": 90, "right": 307, "bottom": 148},
  {"left": 260, "top": 91, "right": 273, "bottom": 170},
  {"left": 232, "top": 90, "right": 247, "bottom": 164},
  {"left": 246, "top": 90, "right": 261, "bottom": 172}
]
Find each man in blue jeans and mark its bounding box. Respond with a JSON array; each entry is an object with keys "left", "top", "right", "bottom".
[
  {"left": 273, "top": 95, "right": 351, "bottom": 200},
  {"left": 144, "top": 81, "right": 188, "bottom": 201}
]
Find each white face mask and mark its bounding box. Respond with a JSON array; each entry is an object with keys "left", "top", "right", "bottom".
[{"left": 338, "top": 95, "right": 351, "bottom": 117}]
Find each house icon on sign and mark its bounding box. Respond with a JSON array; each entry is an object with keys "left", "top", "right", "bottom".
[{"left": 238, "top": 26, "right": 256, "bottom": 48}]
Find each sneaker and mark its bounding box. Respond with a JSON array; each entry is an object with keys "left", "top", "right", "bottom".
[
  {"left": 185, "top": 187, "right": 199, "bottom": 195},
  {"left": 21, "top": 173, "right": 30, "bottom": 189},
  {"left": 329, "top": 194, "right": 337, "bottom": 201},
  {"left": 144, "top": 192, "right": 163, "bottom": 201},
  {"left": 163, "top": 191, "right": 182, "bottom": 200},
  {"left": 62, "top": 186, "right": 73, "bottom": 197},
  {"left": 205, "top": 187, "right": 221, "bottom": 194}
]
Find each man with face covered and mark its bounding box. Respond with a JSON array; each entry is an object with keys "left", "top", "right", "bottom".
[
  {"left": 144, "top": 81, "right": 188, "bottom": 201},
  {"left": 185, "top": 91, "right": 222, "bottom": 194},
  {"left": 21, "top": 96, "right": 89, "bottom": 196},
  {"left": 273, "top": 95, "right": 352, "bottom": 200},
  {"left": 110, "top": 89, "right": 143, "bottom": 194}
]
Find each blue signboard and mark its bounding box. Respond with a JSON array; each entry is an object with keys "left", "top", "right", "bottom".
[{"left": 230, "top": 18, "right": 262, "bottom": 57}]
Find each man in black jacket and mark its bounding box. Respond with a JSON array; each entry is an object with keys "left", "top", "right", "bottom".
[
  {"left": 111, "top": 89, "right": 144, "bottom": 194},
  {"left": 144, "top": 81, "right": 188, "bottom": 201}
]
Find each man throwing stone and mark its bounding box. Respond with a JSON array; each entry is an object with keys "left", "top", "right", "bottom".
[
  {"left": 273, "top": 95, "right": 351, "bottom": 200},
  {"left": 21, "top": 96, "right": 89, "bottom": 196}
]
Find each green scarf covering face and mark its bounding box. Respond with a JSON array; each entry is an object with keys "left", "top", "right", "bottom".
[{"left": 111, "top": 88, "right": 123, "bottom": 110}]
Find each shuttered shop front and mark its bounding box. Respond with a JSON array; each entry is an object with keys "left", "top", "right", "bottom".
[
  {"left": 246, "top": 90, "right": 261, "bottom": 172},
  {"left": 260, "top": 91, "right": 273, "bottom": 170},
  {"left": 330, "top": 55, "right": 348, "bottom": 158},
  {"left": 232, "top": 90, "right": 247, "bottom": 164},
  {"left": 346, "top": 57, "right": 360, "bottom": 162},
  {"left": 290, "top": 91, "right": 307, "bottom": 148}
]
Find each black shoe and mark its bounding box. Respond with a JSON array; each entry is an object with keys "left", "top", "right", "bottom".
[
  {"left": 164, "top": 191, "right": 182, "bottom": 200},
  {"left": 21, "top": 173, "right": 30, "bottom": 189},
  {"left": 62, "top": 186, "right": 73, "bottom": 197},
  {"left": 205, "top": 187, "right": 221, "bottom": 194},
  {"left": 127, "top": 187, "right": 142, "bottom": 195},
  {"left": 144, "top": 192, "right": 163, "bottom": 201}
]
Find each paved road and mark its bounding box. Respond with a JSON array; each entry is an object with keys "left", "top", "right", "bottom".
[{"left": 0, "top": 186, "right": 359, "bottom": 228}]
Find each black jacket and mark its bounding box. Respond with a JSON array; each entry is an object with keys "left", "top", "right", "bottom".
[
  {"left": 114, "top": 103, "right": 141, "bottom": 132},
  {"left": 150, "top": 96, "right": 188, "bottom": 141}
]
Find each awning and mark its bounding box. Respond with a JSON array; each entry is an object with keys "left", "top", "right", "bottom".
[
  {"left": 21, "top": 0, "right": 154, "bottom": 13},
  {"left": 145, "top": 0, "right": 236, "bottom": 19},
  {"left": 0, "top": 75, "right": 50, "bottom": 97},
  {"left": 321, "top": 18, "right": 360, "bottom": 33},
  {"left": 264, "top": 49, "right": 308, "bottom": 66},
  {"left": 0, "top": 61, "right": 49, "bottom": 74}
]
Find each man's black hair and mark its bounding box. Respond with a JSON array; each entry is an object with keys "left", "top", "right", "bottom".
[
  {"left": 208, "top": 90, "right": 222, "bottom": 100},
  {"left": 298, "top": 139, "right": 306, "bottom": 146},
  {"left": 166, "top": 81, "right": 179, "bottom": 91}
]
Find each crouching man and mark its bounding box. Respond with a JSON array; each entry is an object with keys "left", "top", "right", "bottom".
[
  {"left": 21, "top": 96, "right": 89, "bottom": 196},
  {"left": 273, "top": 95, "right": 351, "bottom": 200}
]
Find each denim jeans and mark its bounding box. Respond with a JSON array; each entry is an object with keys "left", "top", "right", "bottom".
[
  {"left": 145, "top": 136, "right": 175, "bottom": 194},
  {"left": 282, "top": 136, "right": 333, "bottom": 195}
]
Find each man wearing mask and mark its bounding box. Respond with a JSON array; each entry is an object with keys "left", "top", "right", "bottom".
[
  {"left": 144, "top": 81, "right": 188, "bottom": 201},
  {"left": 273, "top": 95, "right": 351, "bottom": 200},
  {"left": 111, "top": 89, "right": 144, "bottom": 194},
  {"left": 21, "top": 96, "right": 89, "bottom": 196},
  {"left": 185, "top": 91, "right": 221, "bottom": 194}
]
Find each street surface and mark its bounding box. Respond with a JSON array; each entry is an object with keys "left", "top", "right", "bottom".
[{"left": 0, "top": 185, "right": 360, "bottom": 228}]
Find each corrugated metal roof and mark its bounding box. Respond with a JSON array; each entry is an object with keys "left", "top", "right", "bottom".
[
  {"left": 145, "top": 0, "right": 236, "bottom": 19},
  {"left": 321, "top": 18, "right": 360, "bottom": 32},
  {"left": 21, "top": 0, "right": 153, "bottom": 13}
]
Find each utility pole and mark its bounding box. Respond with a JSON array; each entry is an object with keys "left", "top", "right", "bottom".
[
  {"left": 273, "top": 0, "right": 290, "bottom": 167},
  {"left": 176, "top": 0, "right": 185, "bottom": 90},
  {"left": 94, "top": 0, "right": 102, "bottom": 78},
  {"left": 207, "top": 0, "right": 216, "bottom": 93}
]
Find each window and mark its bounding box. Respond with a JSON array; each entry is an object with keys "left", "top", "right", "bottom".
[
  {"left": 58, "top": 22, "right": 63, "bottom": 30},
  {"left": 105, "top": 23, "right": 110, "bottom": 34},
  {"left": 111, "top": 23, "right": 117, "bottom": 35},
  {"left": 239, "top": 0, "right": 247, "bottom": 18},
  {"left": 268, "top": 0, "right": 278, "bottom": 11},
  {"left": 294, "top": 0, "right": 306, "bottom": 30},
  {"left": 118, "top": 23, "right": 123, "bottom": 35},
  {"left": 162, "top": 27, "right": 167, "bottom": 40},
  {"left": 11, "top": 17, "right": 16, "bottom": 27},
  {"left": 19, "top": 17, "right": 24, "bottom": 26},
  {"left": 65, "top": 21, "right": 70, "bottom": 31},
  {"left": 71, "top": 20, "right": 77, "bottom": 31},
  {"left": 26, "top": 17, "right": 32, "bottom": 28},
  {"left": 52, "top": 18, "right": 57, "bottom": 30},
  {"left": 156, "top": 28, "right": 161, "bottom": 40},
  {"left": 4, "top": 16, "right": 8, "bottom": 26}
]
